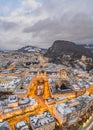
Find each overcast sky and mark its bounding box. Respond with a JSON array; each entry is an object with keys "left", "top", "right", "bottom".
[{"left": 0, "top": 0, "right": 93, "bottom": 50}]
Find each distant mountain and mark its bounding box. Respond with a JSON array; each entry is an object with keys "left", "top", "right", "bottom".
[
  {"left": 0, "top": 49, "right": 12, "bottom": 53},
  {"left": 16, "top": 45, "right": 47, "bottom": 53},
  {"left": 44, "top": 40, "right": 93, "bottom": 64},
  {"left": 81, "top": 44, "right": 93, "bottom": 53},
  {"left": 0, "top": 49, "right": 3, "bottom": 52}
]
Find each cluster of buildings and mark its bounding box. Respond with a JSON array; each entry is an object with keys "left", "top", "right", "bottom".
[
  {"left": 0, "top": 111, "right": 55, "bottom": 130},
  {"left": 0, "top": 52, "right": 93, "bottom": 130},
  {"left": 54, "top": 94, "right": 93, "bottom": 126},
  {"left": 30, "top": 111, "right": 55, "bottom": 130},
  {"left": 0, "top": 76, "right": 22, "bottom": 92},
  {"left": 0, "top": 95, "right": 37, "bottom": 121}
]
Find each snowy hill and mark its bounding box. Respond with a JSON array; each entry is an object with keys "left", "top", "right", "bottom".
[{"left": 16, "top": 46, "right": 47, "bottom": 53}]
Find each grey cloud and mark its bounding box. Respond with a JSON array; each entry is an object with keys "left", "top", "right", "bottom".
[
  {"left": 0, "top": 20, "right": 18, "bottom": 31},
  {"left": 0, "top": 0, "right": 93, "bottom": 50},
  {"left": 23, "top": 0, "right": 93, "bottom": 46},
  {"left": 23, "top": 18, "right": 58, "bottom": 33},
  {"left": 23, "top": 12, "right": 93, "bottom": 45}
]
